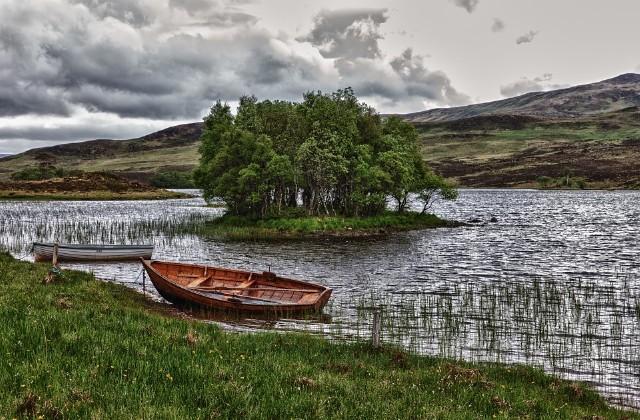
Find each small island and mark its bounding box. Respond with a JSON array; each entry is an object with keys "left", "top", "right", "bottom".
[{"left": 194, "top": 89, "right": 458, "bottom": 238}]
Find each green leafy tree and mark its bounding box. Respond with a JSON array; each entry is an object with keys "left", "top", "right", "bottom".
[
  {"left": 194, "top": 89, "right": 457, "bottom": 218},
  {"left": 416, "top": 170, "right": 459, "bottom": 214}
]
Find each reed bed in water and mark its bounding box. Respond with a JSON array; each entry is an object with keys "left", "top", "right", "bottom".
[
  {"left": 305, "top": 272, "right": 640, "bottom": 410},
  {"left": 0, "top": 202, "right": 215, "bottom": 254}
]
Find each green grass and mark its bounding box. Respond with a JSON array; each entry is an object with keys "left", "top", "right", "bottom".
[
  {"left": 0, "top": 253, "right": 634, "bottom": 418},
  {"left": 201, "top": 212, "right": 461, "bottom": 240},
  {"left": 0, "top": 144, "right": 199, "bottom": 182},
  {"left": 491, "top": 125, "right": 640, "bottom": 142},
  {"left": 418, "top": 118, "right": 640, "bottom": 165},
  {"left": 73, "top": 145, "right": 199, "bottom": 173},
  {"left": 0, "top": 189, "right": 190, "bottom": 201},
  {"left": 536, "top": 175, "right": 588, "bottom": 189}
]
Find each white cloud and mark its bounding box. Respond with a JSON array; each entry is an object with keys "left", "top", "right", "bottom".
[{"left": 500, "top": 73, "right": 567, "bottom": 97}]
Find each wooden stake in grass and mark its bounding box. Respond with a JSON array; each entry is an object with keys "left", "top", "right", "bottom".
[
  {"left": 52, "top": 243, "right": 59, "bottom": 267},
  {"left": 43, "top": 242, "right": 59, "bottom": 284},
  {"left": 372, "top": 309, "right": 382, "bottom": 348}
]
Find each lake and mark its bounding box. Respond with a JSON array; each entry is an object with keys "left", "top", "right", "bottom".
[{"left": 1, "top": 189, "right": 638, "bottom": 408}]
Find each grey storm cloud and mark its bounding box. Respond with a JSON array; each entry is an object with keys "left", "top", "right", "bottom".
[
  {"left": 0, "top": 124, "right": 141, "bottom": 142},
  {"left": 500, "top": 73, "right": 567, "bottom": 97},
  {"left": 0, "top": 84, "right": 71, "bottom": 117},
  {"left": 516, "top": 30, "right": 539, "bottom": 45},
  {"left": 0, "top": 0, "right": 469, "bottom": 145},
  {"left": 491, "top": 18, "right": 505, "bottom": 33},
  {"left": 333, "top": 49, "right": 470, "bottom": 107},
  {"left": 389, "top": 49, "right": 470, "bottom": 105},
  {"left": 450, "top": 0, "right": 479, "bottom": 13},
  {"left": 301, "top": 10, "right": 468, "bottom": 107},
  {"left": 0, "top": 0, "right": 327, "bottom": 120},
  {"left": 170, "top": 0, "right": 259, "bottom": 26},
  {"left": 299, "top": 8, "right": 388, "bottom": 59},
  {"left": 169, "top": 0, "right": 216, "bottom": 14}
]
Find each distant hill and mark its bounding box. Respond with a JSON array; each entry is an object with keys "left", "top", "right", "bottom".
[
  {"left": 0, "top": 123, "right": 203, "bottom": 182},
  {"left": 402, "top": 73, "right": 640, "bottom": 123},
  {"left": 396, "top": 73, "right": 640, "bottom": 189},
  {"left": 1, "top": 74, "right": 640, "bottom": 188},
  {"left": 417, "top": 106, "right": 640, "bottom": 189}
]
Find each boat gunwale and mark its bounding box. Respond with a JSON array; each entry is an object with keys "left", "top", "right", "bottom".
[
  {"left": 33, "top": 242, "right": 154, "bottom": 251},
  {"left": 141, "top": 259, "right": 332, "bottom": 311}
]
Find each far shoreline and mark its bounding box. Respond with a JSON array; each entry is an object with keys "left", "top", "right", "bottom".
[{"left": 442, "top": 186, "right": 640, "bottom": 192}]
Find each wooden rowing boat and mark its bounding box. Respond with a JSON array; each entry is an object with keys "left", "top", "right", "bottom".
[
  {"left": 140, "top": 259, "right": 332, "bottom": 314},
  {"left": 33, "top": 242, "right": 153, "bottom": 262}
]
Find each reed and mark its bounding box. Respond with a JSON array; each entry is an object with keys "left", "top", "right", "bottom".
[
  {"left": 324, "top": 273, "right": 640, "bottom": 409},
  {"left": 0, "top": 200, "right": 216, "bottom": 255}
]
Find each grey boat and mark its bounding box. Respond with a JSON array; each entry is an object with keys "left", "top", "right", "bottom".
[{"left": 33, "top": 242, "right": 154, "bottom": 262}]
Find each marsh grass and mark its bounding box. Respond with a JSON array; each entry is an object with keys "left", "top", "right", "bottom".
[
  {"left": 0, "top": 253, "right": 634, "bottom": 418},
  {"left": 340, "top": 274, "right": 640, "bottom": 409},
  {"left": 0, "top": 201, "right": 214, "bottom": 254}
]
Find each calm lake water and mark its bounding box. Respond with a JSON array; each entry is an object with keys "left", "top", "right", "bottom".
[{"left": 1, "top": 189, "right": 639, "bottom": 408}]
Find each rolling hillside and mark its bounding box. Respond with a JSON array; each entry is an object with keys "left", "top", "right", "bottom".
[
  {"left": 0, "top": 123, "right": 203, "bottom": 183},
  {"left": 406, "top": 73, "right": 640, "bottom": 188},
  {"left": 418, "top": 107, "right": 640, "bottom": 188},
  {"left": 403, "top": 73, "right": 640, "bottom": 123},
  {"left": 1, "top": 74, "right": 640, "bottom": 188}
]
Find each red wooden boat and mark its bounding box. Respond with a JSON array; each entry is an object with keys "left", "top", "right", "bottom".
[{"left": 140, "top": 259, "right": 332, "bottom": 314}]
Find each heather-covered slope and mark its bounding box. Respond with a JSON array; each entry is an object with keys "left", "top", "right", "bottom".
[{"left": 402, "top": 73, "right": 640, "bottom": 123}]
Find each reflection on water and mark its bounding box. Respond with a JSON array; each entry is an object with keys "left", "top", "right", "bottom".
[{"left": 0, "top": 189, "right": 639, "bottom": 408}]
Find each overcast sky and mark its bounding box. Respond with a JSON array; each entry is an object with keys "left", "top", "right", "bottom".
[{"left": 1, "top": 0, "right": 639, "bottom": 153}]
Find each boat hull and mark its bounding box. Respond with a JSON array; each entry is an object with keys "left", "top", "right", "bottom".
[
  {"left": 141, "top": 259, "right": 332, "bottom": 315},
  {"left": 33, "top": 243, "right": 153, "bottom": 262}
]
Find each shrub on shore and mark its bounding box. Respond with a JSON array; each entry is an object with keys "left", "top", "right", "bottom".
[
  {"left": 11, "top": 165, "right": 83, "bottom": 181},
  {"left": 150, "top": 171, "right": 196, "bottom": 189}
]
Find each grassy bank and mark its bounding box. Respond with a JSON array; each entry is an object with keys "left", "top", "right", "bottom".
[
  {"left": 0, "top": 189, "right": 190, "bottom": 201},
  {"left": 201, "top": 212, "right": 463, "bottom": 240},
  {"left": 0, "top": 253, "right": 634, "bottom": 418}
]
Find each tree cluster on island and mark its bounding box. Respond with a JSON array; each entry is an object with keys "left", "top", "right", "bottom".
[{"left": 194, "top": 89, "right": 457, "bottom": 218}]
